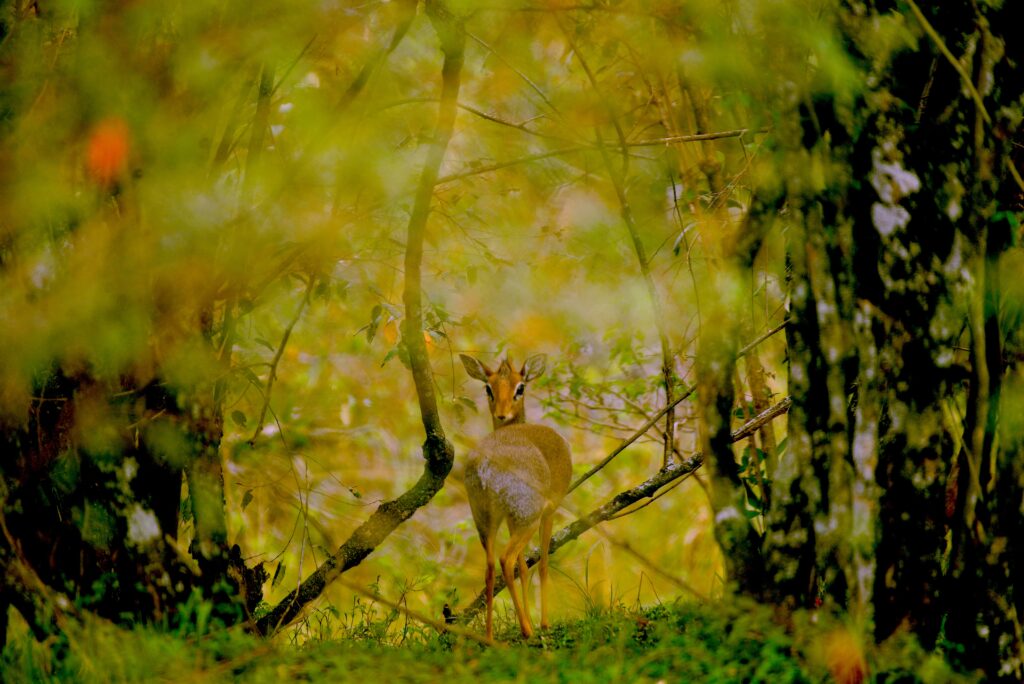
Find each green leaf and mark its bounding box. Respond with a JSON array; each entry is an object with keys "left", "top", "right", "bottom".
[
  {"left": 254, "top": 337, "right": 275, "bottom": 353},
  {"left": 240, "top": 367, "right": 262, "bottom": 388},
  {"left": 271, "top": 561, "right": 286, "bottom": 589},
  {"left": 366, "top": 304, "right": 383, "bottom": 342},
  {"left": 231, "top": 410, "right": 248, "bottom": 427},
  {"left": 241, "top": 489, "right": 254, "bottom": 510}
]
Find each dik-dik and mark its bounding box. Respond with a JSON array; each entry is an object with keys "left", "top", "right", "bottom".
[{"left": 459, "top": 353, "right": 572, "bottom": 640}]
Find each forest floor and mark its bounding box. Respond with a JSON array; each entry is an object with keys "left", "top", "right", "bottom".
[{"left": 1, "top": 598, "right": 970, "bottom": 683}]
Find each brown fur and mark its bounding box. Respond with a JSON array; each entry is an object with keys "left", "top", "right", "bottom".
[{"left": 460, "top": 353, "right": 572, "bottom": 640}]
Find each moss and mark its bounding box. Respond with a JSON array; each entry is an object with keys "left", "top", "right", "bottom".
[{"left": 1, "top": 598, "right": 969, "bottom": 683}]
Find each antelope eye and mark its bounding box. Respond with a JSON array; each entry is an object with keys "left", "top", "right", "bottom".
[
  {"left": 514, "top": 383, "right": 525, "bottom": 399},
  {"left": 485, "top": 385, "right": 494, "bottom": 401}
]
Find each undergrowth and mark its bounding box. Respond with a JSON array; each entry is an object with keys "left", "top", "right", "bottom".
[{"left": 1, "top": 595, "right": 974, "bottom": 683}]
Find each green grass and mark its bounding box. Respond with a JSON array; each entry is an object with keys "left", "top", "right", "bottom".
[{"left": 1, "top": 598, "right": 971, "bottom": 683}]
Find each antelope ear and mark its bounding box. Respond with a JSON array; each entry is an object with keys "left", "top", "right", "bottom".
[
  {"left": 521, "top": 354, "right": 547, "bottom": 382},
  {"left": 459, "top": 354, "right": 491, "bottom": 382}
]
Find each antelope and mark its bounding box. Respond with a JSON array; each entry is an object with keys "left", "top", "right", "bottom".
[{"left": 459, "top": 353, "right": 572, "bottom": 641}]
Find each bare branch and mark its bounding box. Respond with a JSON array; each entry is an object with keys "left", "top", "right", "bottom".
[
  {"left": 561, "top": 18, "right": 679, "bottom": 468},
  {"left": 250, "top": 277, "right": 316, "bottom": 444},
  {"left": 435, "top": 130, "right": 753, "bottom": 185},
  {"left": 568, "top": 386, "right": 696, "bottom": 494},
  {"left": 736, "top": 320, "right": 788, "bottom": 358},
  {"left": 254, "top": 5, "right": 464, "bottom": 635}
]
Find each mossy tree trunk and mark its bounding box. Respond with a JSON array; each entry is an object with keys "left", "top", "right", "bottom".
[{"left": 754, "top": 2, "right": 1024, "bottom": 679}]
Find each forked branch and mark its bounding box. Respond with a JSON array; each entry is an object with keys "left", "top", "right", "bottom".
[{"left": 254, "top": 5, "right": 464, "bottom": 636}]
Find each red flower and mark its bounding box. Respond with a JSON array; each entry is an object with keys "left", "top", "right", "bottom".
[{"left": 86, "top": 117, "right": 130, "bottom": 187}]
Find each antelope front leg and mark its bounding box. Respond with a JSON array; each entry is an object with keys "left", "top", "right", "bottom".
[
  {"left": 539, "top": 510, "right": 554, "bottom": 629},
  {"left": 484, "top": 537, "right": 496, "bottom": 642},
  {"left": 501, "top": 528, "right": 535, "bottom": 638},
  {"left": 517, "top": 553, "right": 534, "bottom": 634}
]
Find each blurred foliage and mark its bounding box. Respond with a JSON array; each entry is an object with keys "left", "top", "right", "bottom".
[{"left": 1, "top": 0, "right": 1021, "bottom": 679}]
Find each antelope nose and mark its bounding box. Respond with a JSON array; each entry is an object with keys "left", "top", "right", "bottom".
[{"left": 495, "top": 414, "right": 508, "bottom": 422}]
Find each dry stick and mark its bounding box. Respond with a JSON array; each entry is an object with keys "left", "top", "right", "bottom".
[
  {"left": 569, "top": 320, "right": 786, "bottom": 494},
  {"left": 587, "top": 524, "right": 708, "bottom": 601},
  {"left": 253, "top": 7, "right": 464, "bottom": 636},
  {"left": 904, "top": 0, "right": 990, "bottom": 126},
  {"left": 250, "top": 277, "right": 316, "bottom": 444},
  {"left": 737, "top": 320, "right": 787, "bottom": 358},
  {"left": 568, "top": 385, "right": 696, "bottom": 495},
  {"left": 561, "top": 20, "right": 679, "bottom": 469},
  {"left": 627, "top": 130, "right": 762, "bottom": 147},
  {"left": 459, "top": 396, "right": 793, "bottom": 623},
  {"left": 337, "top": 577, "right": 495, "bottom": 647},
  {"left": 905, "top": 0, "right": 1024, "bottom": 194},
  {"left": 435, "top": 131, "right": 753, "bottom": 186}
]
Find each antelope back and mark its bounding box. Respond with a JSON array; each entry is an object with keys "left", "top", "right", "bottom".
[{"left": 468, "top": 424, "right": 572, "bottom": 508}]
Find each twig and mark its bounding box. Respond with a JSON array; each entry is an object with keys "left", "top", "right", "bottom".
[
  {"left": 904, "top": 0, "right": 990, "bottom": 125},
  {"left": 588, "top": 524, "right": 708, "bottom": 601},
  {"left": 606, "top": 474, "right": 686, "bottom": 520},
  {"left": 457, "top": 102, "right": 570, "bottom": 143},
  {"left": 253, "top": 4, "right": 464, "bottom": 636},
  {"left": 435, "top": 130, "right": 753, "bottom": 185},
  {"left": 466, "top": 30, "right": 560, "bottom": 116},
  {"left": 338, "top": 577, "right": 496, "bottom": 646},
  {"left": 736, "top": 320, "right": 788, "bottom": 358},
  {"left": 561, "top": 17, "right": 679, "bottom": 468},
  {"left": 250, "top": 277, "right": 316, "bottom": 444},
  {"left": 627, "top": 129, "right": 759, "bottom": 146},
  {"left": 436, "top": 145, "right": 590, "bottom": 184},
  {"left": 568, "top": 386, "right": 696, "bottom": 494}
]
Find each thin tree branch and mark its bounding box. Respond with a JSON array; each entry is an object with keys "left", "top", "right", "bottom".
[
  {"left": 568, "top": 319, "right": 789, "bottom": 494},
  {"left": 249, "top": 277, "right": 316, "bottom": 444},
  {"left": 437, "top": 145, "right": 590, "bottom": 184},
  {"left": 568, "top": 386, "right": 696, "bottom": 494},
  {"left": 904, "top": 0, "right": 990, "bottom": 126},
  {"left": 736, "top": 320, "right": 788, "bottom": 358},
  {"left": 561, "top": 19, "right": 679, "bottom": 468},
  {"left": 253, "top": 5, "right": 464, "bottom": 636},
  {"left": 588, "top": 523, "right": 708, "bottom": 600},
  {"left": 466, "top": 29, "right": 561, "bottom": 116},
  {"left": 337, "top": 577, "right": 494, "bottom": 646},
  {"left": 434, "top": 130, "right": 753, "bottom": 185},
  {"left": 627, "top": 130, "right": 759, "bottom": 146}
]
